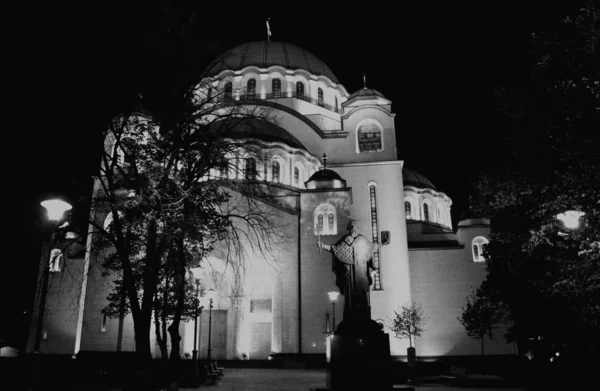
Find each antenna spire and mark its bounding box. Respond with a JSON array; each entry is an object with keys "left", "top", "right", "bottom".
[{"left": 363, "top": 74, "right": 367, "bottom": 89}]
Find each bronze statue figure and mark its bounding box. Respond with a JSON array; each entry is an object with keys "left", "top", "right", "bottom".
[{"left": 318, "top": 219, "right": 387, "bottom": 325}]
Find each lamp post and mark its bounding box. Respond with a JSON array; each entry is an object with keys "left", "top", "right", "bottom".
[
  {"left": 33, "top": 199, "right": 71, "bottom": 390},
  {"left": 35, "top": 199, "right": 72, "bottom": 352},
  {"left": 205, "top": 289, "right": 217, "bottom": 363},
  {"left": 189, "top": 267, "right": 203, "bottom": 362},
  {"left": 327, "top": 291, "right": 340, "bottom": 334},
  {"left": 190, "top": 267, "right": 202, "bottom": 363}
]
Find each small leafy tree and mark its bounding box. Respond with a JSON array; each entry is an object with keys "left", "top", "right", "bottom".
[
  {"left": 389, "top": 302, "right": 428, "bottom": 348},
  {"left": 458, "top": 289, "right": 504, "bottom": 355}
]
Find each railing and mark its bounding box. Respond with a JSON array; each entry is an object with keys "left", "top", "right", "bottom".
[{"left": 225, "top": 90, "right": 343, "bottom": 114}]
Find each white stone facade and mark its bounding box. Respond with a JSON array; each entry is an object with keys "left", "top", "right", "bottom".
[{"left": 27, "top": 41, "right": 515, "bottom": 360}]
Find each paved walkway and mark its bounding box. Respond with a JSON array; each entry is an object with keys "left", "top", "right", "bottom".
[{"left": 179, "top": 368, "right": 526, "bottom": 391}]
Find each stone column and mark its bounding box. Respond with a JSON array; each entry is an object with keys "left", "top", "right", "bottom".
[
  {"left": 271, "top": 280, "right": 283, "bottom": 353},
  {"left": 227, "top": 296, "right": 249, "bottom": 359}
]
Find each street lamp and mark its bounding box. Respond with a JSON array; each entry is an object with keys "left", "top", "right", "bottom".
[
  {"left": 35, "top": 199, "right": 72, "bottom": 352},
  {"left": 33, "top": 199, "right": 71, "bottom": 391},
  {"left": 189, "top": 267, "right": 203, "bottom": 363},
  {"left": 556, "top": 210, "right": 585, "bottom": 230},
  {"left": 205, "top": 289, "right": 217, "bottom": 363},
  {"left": 327, "top": 291, "right": 340, "bottom": 334}
]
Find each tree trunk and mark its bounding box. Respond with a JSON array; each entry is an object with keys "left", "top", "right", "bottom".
[
  {"left": 137, "top": 218, "right": 161, "bottom": 360},
  {"left": 154, "top": 293, "right": 168, "bottom": 360},
  {"left": 134, "top": 315, "right": 153, "bottom": 360},
  {"left": 481, "top": 333, "right": 485, "bottom": 356},
  {"left": 118, "top": 218, "right": 160, "bottom": 362},
  {"left": 116, "top": 283, "right": 127, "bottom": 352},
  {"left": 161, "top": 276, "right": 169, "bottom": 358},
  {"left": 168, "top": 236, "right": 187, "bottom": 361}
]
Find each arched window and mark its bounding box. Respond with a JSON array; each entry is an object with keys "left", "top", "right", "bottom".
[
  {"left": 317, "top": 88, "right": 324, "bottom": 106},
  {"left": 272, "top": 160, "right": 280, "bottom": 183},
  {"left": 272, "top": 78, "right": 281, "bottom": 98},
  {"left": 296, "top": 82, "right": 304, "bottom": 98},
  {"left": 335, "top": 96, "right": 339, "bottom": 112},
  {"left": 437, "top": 206, "right": 443, "bottom": 225},
  {"left": 245, "top": 158, "right": 257, "bottom": 180},
  {"left": 247, "top": 79, "right": 256, "bottom": 99},
  {"left": 103, "top": 211, "right": 118, "bottom": 231},
  {"left": 314, "top": 203, "right": 337, "bottom": 235},
  {"left": 472, "top": 236, "right": 489, "bottom": 262},
  {"left": 357, "top": 122, "right": 383, "bottom": 152},
  {"left": 405, "top": 201, "right": 412, "bottom": 219},
  {"left": 113, "top": 137, "right": 137, "bottom": 167},
  {"left": 369, "top": 183, "right": 382, "bottom": 290},
  {"left": 423, "top": 203, "right": 430, "bottom": 222},
  {"left": 224, "top": 82, "right": 233, "bottom": 102},
  {"left": 49, "top": 249, "right": 63, "bottom": 272},
  {"left": 294, "top": 167, "right": 300, "bottom": 186},
  {"left": 218, "top": 159, "right": 228, "bottom": 178}
]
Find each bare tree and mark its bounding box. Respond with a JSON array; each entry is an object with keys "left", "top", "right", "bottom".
[
  {"left": 389, "top": 302, "right": 428, "bottom": 348},
  {"left": 85, "top": 73, "right": 288, "bottom": 365}
]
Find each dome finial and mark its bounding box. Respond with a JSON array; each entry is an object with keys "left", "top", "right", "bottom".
[
  {"left": 266, "top": 18, "right": 272, "bottom": 43},
  {"left": 321, "top": 153, "right": 328, "bottom": 169},
  {"left": 363, "top": 73, "right": 367, "bottom": 89}
]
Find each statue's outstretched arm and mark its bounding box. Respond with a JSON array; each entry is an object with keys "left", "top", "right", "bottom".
[{"left": 318, "top": 242, "right": 332, "bottom": 252}]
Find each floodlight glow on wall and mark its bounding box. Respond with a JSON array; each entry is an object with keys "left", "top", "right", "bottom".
[
  {"left": 189, "top": 267, "right": 203, "bottom": 281},
  {"left": 556, "top": 210, "right": 585, "bottom": 230},
  {"left": 205, "top": 289, "right": 217, "bottom": 301},
  {"left": 41, "top": 199, "right": 72, "bottom": 221}
]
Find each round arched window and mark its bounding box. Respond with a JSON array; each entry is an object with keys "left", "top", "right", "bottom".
[
  {"left": 472, "top": 236, "right": 489, "bottom": 262},
  {"left": 405, "top": 201, "right": 412, "bottom": 219},
  {"left": 272, "top": 160, "right": 280, "bottom": 183},
  {"left": 423, "top": 203, "right": 430, "bottom": 222}
]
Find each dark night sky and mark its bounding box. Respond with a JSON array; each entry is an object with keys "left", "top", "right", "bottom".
[{"left": 3, "top": 2, "right": 586, "bottom": 346}]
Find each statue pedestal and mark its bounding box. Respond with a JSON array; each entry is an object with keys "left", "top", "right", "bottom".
[{"left": 318, "top": 319, "right": 393, "bottom": 390}]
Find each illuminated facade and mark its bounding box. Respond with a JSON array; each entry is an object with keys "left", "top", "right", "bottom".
[{"left": 28, "top": 41, "right": 515, "bottom": 359}]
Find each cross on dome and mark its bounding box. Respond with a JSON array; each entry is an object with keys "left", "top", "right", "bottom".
[{"left": 266, "top": 19, "right": 272, "bottom": 43}]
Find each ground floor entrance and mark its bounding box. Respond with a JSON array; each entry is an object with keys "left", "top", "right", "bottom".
[{"left": 250, "top": 322, "right": 272, "bottom": 359}]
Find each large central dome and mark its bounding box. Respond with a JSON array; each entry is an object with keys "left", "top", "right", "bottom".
[{"left": 205, "top": 41, "right": 339, "bottom": 83}]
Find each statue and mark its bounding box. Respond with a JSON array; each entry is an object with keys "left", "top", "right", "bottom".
[{"left": 318, "top": 219, "right": 387, "bottom": 325}]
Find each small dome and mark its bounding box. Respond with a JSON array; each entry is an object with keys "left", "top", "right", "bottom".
[
  {"left": 205, "top": 41, "right": 339, "bottom": 83},
  {"left": 347, "top": 88, "right": 385, "bottom": 100},
  {"left": 305, "top": 169, "right": 346, "bottom": 189},
  {"left": 403, "top": 168, "right": 438, "bottom": 191}
]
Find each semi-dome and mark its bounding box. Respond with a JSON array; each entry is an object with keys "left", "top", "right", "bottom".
[
  {"left": 347, "top": 88, "right": 385, "bottom": 100},
  {"left": 305, "top": 169, "right": 346, "bottom": 189},
  {"left": 403, "top": 168, "right": 438, "bottom": 191},
  {"left": 212, "top": 118, "right": 306, "bottom": 150},
  {"left": 205, "top": 41, "right": 339, "bottom": 84}
]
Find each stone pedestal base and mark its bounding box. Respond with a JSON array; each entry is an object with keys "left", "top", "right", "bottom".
[{"left": 323, "top": 321, "right": 393, "bottom": 390}]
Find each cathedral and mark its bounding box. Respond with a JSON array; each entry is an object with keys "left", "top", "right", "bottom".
[{"left": 27, "top": 40, "right": 516, "bottom": 361}]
